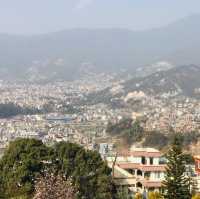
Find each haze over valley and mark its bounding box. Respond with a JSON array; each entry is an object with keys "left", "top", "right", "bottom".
[{"left": 0, "top": 14, "right": 200, "bottom": 81}]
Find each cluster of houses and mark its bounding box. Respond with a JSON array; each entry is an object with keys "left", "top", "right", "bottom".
[
  {"left": 104, "top": 147, "right": 200, "bottom": 195},
  {"left": 144, "top": 112, "right": 200, "bottom": 133}
]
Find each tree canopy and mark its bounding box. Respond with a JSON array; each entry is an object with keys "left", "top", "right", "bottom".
[
  {"left": 0, "top": 138, "right": 51, "bottom": 198},
  {"left": 0, "top": 103, "right": 41, "bottom": 118},
  {"left": 107, "top": 119, "right": 144, "bottom": 145},
  {"left": 0, "top": 139, "right": 114, "bottom": 199}
]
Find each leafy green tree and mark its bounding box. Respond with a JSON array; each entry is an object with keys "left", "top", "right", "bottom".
[
  {"left": 53, "top": 142, "right": 113, "bottom": 199},
  {"left": 106, "top": 119, "right": 144, "bottom": 145},
  {"left": 124, "top": 120, "right": 144, "bottom": 144},
  {"left": 106, "top": 118, "right": 133, "bottom": 136},
  {"left": 0, "top": 139, "right": 114, "bottom": 199},
  {"left": 52, "top": 142, "right": 82, "bottom": 176},
  {"left": 0, "top": 138, "right": 51, "bottom": 198},
  {"left": 163, "top": 134, "right": 191, "bottom": 199},
  {"left": 142, "top": 131, "right": 169, "bottom": 149}
]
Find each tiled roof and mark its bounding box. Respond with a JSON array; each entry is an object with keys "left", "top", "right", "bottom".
[
  {"left": 119, "top": 151, "right": 162, "bottom": 158},
  {"left": 119, "top": 163, "right": 166, "bottom": 172},
  {"left": 142, "top": 181, "right": 162, "bottom": 188},
  {"left": 118, "top": 163, "right": 140, "bottom": 169}
]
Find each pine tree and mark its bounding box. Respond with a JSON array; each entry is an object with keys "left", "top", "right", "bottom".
[{"left": 163, "top": 134, "right": 191, "bottom": 199}]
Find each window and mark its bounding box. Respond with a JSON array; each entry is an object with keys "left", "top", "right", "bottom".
[
  {"left": 155, "top": 172, "right": 161, "bottom": 179},
  {"left": 159, "top": 157, "right": 167, "bottom": 165},
  {"left": 137, "top": 170, "right": 143, "bottom": 176},
  {"left": 142, "top": 156, "right": 146, "bottom": 164},
  {"left": 136, "top": 182, "right": 143, "bottom": 188},
  {"left": 150, "top": 157, "right": 154, "bottom": 165},
  {"left": 144, "top": 172, "right": 150, "bottom": 179}
]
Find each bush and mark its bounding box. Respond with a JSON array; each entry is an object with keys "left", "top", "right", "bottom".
[
  {"left": 107, "top": 119, "right": 144, "bottom": 145},
  {"left": 142, "top": 131, "right": 169, "bottom": 149}
]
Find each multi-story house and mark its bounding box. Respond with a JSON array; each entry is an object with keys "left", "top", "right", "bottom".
[
  {"left": 193, "top": 156, "right": 200, "bottom": 192},
  {"left": 107, "top": 148, "right": 166, "bottom": 193}
]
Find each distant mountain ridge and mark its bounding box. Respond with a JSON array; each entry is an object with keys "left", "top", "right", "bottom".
[
  {"left": 85, "top": 65, "right": 200, "bottom": 107},
  {"left": 123, "top": 65, "right": 200, "bottom": 98},
  {"left": 0, "top": 14, "right": 200, "bottom": 80}
]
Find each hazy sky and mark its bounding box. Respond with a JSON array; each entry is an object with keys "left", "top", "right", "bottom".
[{"left": 0, "top": 0, "right": 200, "bottom": 34}]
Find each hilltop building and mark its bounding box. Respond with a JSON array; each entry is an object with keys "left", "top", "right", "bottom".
[{"left": 106, "top": 148, "right": 166, "bottom": 193}]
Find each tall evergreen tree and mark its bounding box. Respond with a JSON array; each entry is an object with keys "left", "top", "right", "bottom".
[{"left": 163, "top": 134, "right": 191, "bottom": 199}]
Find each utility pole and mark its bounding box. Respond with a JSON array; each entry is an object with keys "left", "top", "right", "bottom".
[{"left": 112, "top": 152, "right": 118, "bottom": 180}]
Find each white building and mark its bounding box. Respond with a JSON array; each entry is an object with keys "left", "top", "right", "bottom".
[{"left": 107, "top": 148, "right": 166, "bottom": 193}]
